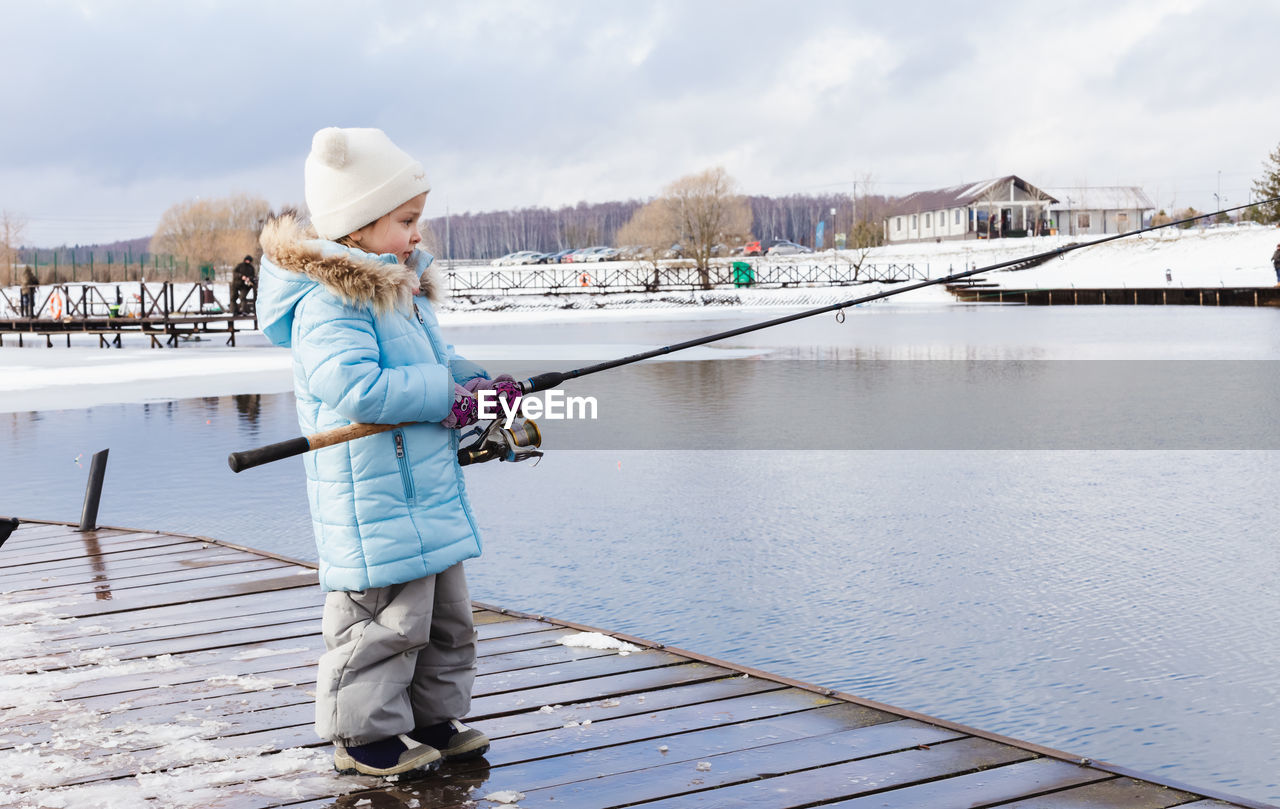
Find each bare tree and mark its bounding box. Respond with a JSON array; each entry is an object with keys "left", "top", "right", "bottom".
[
  {"left": 662, "top": 167, "right": 752, "bottom": 288},
  {"left": 150, "top": 194, "right": 271, "bottom": 271},
  {"left": 616, "top": 198, "right": 674, "bottom": 289},
  {"left": 225, "top": 193, "right": 271, "bottom": 262},
  {"left": 1, "top": 210, "right": 27, "bottom": 286}
]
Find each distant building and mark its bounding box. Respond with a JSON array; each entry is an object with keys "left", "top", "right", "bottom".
[
  {"left": 883, "top": 176, "right": 1058, "bottom": 244},
  {"left": 1043, "top": 187, "right": 1155, "bottom": 236}
]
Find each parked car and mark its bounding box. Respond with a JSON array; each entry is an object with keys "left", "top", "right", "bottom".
[
  {"left": 490, "top": 250, "right": 542, "bottom": 266},
  {"left": 543, "top": 248, "right": 576, "bottom": 264},
  {"left": 585, "top": 247, "right": 619, "bottom": 262},
  {"left": 743, "top": 240, "right": 763, "bottom": 256},
  {"left": 664, "top": 243, "right": 684, "bottom": 259},
  {"left": 766, "top": 240, "right": 813, "bottom": 256}
]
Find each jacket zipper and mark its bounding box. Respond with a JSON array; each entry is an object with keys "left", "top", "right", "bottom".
[
  {"left": 413, "top": 300, "right": 480, "bottom": 543},
  {"left": 393, "top": 429, "right": 416, "bottom": 505}
]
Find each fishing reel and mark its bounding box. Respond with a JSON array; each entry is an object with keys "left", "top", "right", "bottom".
[{"left": 458, "top": 417, "right": 543, "bottom": 466}]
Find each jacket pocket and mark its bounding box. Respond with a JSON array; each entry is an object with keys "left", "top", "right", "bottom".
[{"left": 392, "top": 429, "right": 417, "bottom": 505}]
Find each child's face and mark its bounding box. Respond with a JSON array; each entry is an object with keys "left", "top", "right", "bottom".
[{"left": 348, "top": 193, "right": 427, "bottom": 263}]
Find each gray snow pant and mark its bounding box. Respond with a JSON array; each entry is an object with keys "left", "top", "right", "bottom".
[{"left": 315, "top": 563, "right": 476, "bottom": 746}]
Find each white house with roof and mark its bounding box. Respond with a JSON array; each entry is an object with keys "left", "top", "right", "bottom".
[
  {"left": 1043, "top": 187, "right": 1155, "bottom": 236},
  {"left": 883, "top": 176, "right": 1058, "bottom": 244}
]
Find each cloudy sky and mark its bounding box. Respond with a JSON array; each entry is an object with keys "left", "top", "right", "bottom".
[{"left": 3, "top": 0, "right": 1278, "bottom": 247}]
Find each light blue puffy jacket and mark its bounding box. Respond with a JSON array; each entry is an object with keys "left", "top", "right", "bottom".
[{"left": 256, "top": 216, "right": 488, "bottom": 591}]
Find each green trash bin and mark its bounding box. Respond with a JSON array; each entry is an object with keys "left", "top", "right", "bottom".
[
  {"left": 732, "top": 260, "right": 754, "bottom": 287},
  {"left": 199, "top": 264, "right": 215, "bottom": 283}
]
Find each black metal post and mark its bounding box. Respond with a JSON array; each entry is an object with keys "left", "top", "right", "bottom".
[{"left": 77, "top": 449, "right": 110, "bottom": 532}]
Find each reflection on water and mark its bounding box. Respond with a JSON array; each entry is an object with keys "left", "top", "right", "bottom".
[
  {"left": 2, "top": 306, "right": 1279, "bottom": 803},
  {"left": 81, "top": 531, "right": 111, "bottom": 600}
]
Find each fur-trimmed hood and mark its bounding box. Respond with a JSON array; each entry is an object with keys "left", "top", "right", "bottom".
[{"left": 256, "top": 215, "right": 442, "bottom": 348}]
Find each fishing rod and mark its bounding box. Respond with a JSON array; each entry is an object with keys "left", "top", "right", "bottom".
[{"left": 228, "top": 196, "right": 1278, "bottom": 474}]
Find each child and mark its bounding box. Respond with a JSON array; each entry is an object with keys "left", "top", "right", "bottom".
[{"left": 255, "top": 127, "right": 521, "bottom": 777}]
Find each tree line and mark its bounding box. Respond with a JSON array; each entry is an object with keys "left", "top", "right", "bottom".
[{"left": 425, "top": 190, "right": 894, "bottom": 261}]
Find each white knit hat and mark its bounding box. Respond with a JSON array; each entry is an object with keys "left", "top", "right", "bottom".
[{"left": 304, "top": 127, "right": 432, "bottom": 240}]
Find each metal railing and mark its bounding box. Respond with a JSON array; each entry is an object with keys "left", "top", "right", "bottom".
[
  {"left": 444, "top": 261, "right": 928, "bottom": 296},
  {"left": 1, "top": 281, "right": 230, "bottom": 320}
]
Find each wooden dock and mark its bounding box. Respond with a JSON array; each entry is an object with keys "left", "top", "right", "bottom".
[
  {"left": 2, "top": 519, "right": 1272, "bottom": 809},
  {"left": 947, "top": 284, "right": 1280, "bottom": 307}
]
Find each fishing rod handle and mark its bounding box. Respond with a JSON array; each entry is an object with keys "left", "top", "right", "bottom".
[
  {"left": 228, "top": 436, "right": 311, "bottom": 473},
  {"left": 227, "top": 421, "right": 405, "bottom": 473},
  {"left": 522, "top": 371, "right": 567, "bottom": 393}
]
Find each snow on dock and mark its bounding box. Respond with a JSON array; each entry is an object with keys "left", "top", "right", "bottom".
[{"left": 1, "top": 519, "right": 1272, "bottom": 809}]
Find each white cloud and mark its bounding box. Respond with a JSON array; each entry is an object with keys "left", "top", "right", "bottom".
[{"left": 2, "top": 0, "right": 1278, "bottom": 246}]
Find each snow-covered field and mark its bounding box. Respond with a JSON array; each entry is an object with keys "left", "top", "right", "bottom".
[{"left": 1, "top": 224, "right": 1276, "bottom": 414}]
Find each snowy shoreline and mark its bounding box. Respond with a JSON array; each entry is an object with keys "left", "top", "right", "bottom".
[{"left": 2, "top": 226, "right": 1277, "bottom": 414}]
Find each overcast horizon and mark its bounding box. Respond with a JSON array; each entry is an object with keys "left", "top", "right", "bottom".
[{"left": 3, "top": 0, "right": 1279, "bottom": 248}]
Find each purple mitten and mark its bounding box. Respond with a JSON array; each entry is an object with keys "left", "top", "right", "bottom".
[
  {"left": 464, "top": 374, "right": 523, "bottom": 415},
  {"left": 441, "top": 383, "right": 479, "bottom": 429}
]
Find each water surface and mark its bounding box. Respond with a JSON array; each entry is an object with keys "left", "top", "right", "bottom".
[{"left": 2, "top": 304, "right": 1277, "bottom": 802}]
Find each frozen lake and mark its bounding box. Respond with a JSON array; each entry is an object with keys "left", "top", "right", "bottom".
[{"left": 2, "top": 303, "right": 1278, "bottom": 803}]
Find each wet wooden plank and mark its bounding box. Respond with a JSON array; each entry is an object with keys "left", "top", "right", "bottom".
[
  {"left": 0, "top": 547, "right": 276, "bottom": 592},
  {"left": 512, "top": 719, "right": 967, "bottom": 809},
  {"left": 33, "top": 569, "right": 319, "bottom": 617},
  {"left": 472, "top": 608, "right": 522, "bottom": 625},
  {"left": 482, "top": 686, "right": 836, "bottom": 767},
  {"left": 0, "top": 546, "right": 213, "bottom": 588},
  {"left": 25, "top": 584, "right": 321, "bottom": 634},
  {"left": 475, "top": 649, "right": 692, "bottom": 696},
  {"left": 471, "top": 661, "right": 738, "bottom": 717},
  {"left": 472, "top": 617, "right": 560, "bottom": 639},
  {"left": 472, "top": 626, "right": 582, "bottom": 656},
  {"left": 823, "top": 757, "right": 1111, "bottom": 808},
  {"left": 1, "top": 524, "right": 137, "bottom": 547},
  {"left": 473, "top": 639, "right": 622, "bottom": 674},
  {"left": 1, "top": 558, "right": 296, "bottom": 603},
  {"left": 436, "top": 703, "right": 897, "bottom": 800},
  {"left": 30, "top": 615, "right": 320, "bottom": 669},
  {"left": 29, "top": 602, "right": 321, "bottom": 655},
  {"left": 993, "top": 775, "right": 1199, "bottom": 808},
  {"left": 0, "top": 537, "right": 151, "bottom": 565},
  {"left": 0, "top": 522, "right": 113, "bottom": 545},
  {"left": 0, "top": 532, "right": 191, "bottom": 568},
  {"left": 9, "top": 660, "right": 322, "bottom": 734},
  {"left": 628, "top": 736, "right": 1034, "bottom": 809},
  {"left": 474, "top": 675, "right": 783, "bottom": 740}
]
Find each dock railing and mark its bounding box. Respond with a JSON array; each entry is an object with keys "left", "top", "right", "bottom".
[{"left": 444, "top": 261, "right": 929, "bottom": 296}]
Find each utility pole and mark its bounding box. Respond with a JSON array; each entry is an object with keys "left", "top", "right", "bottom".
[{"left": 852, "top": 180, "right": 858, "bottom": 235}]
